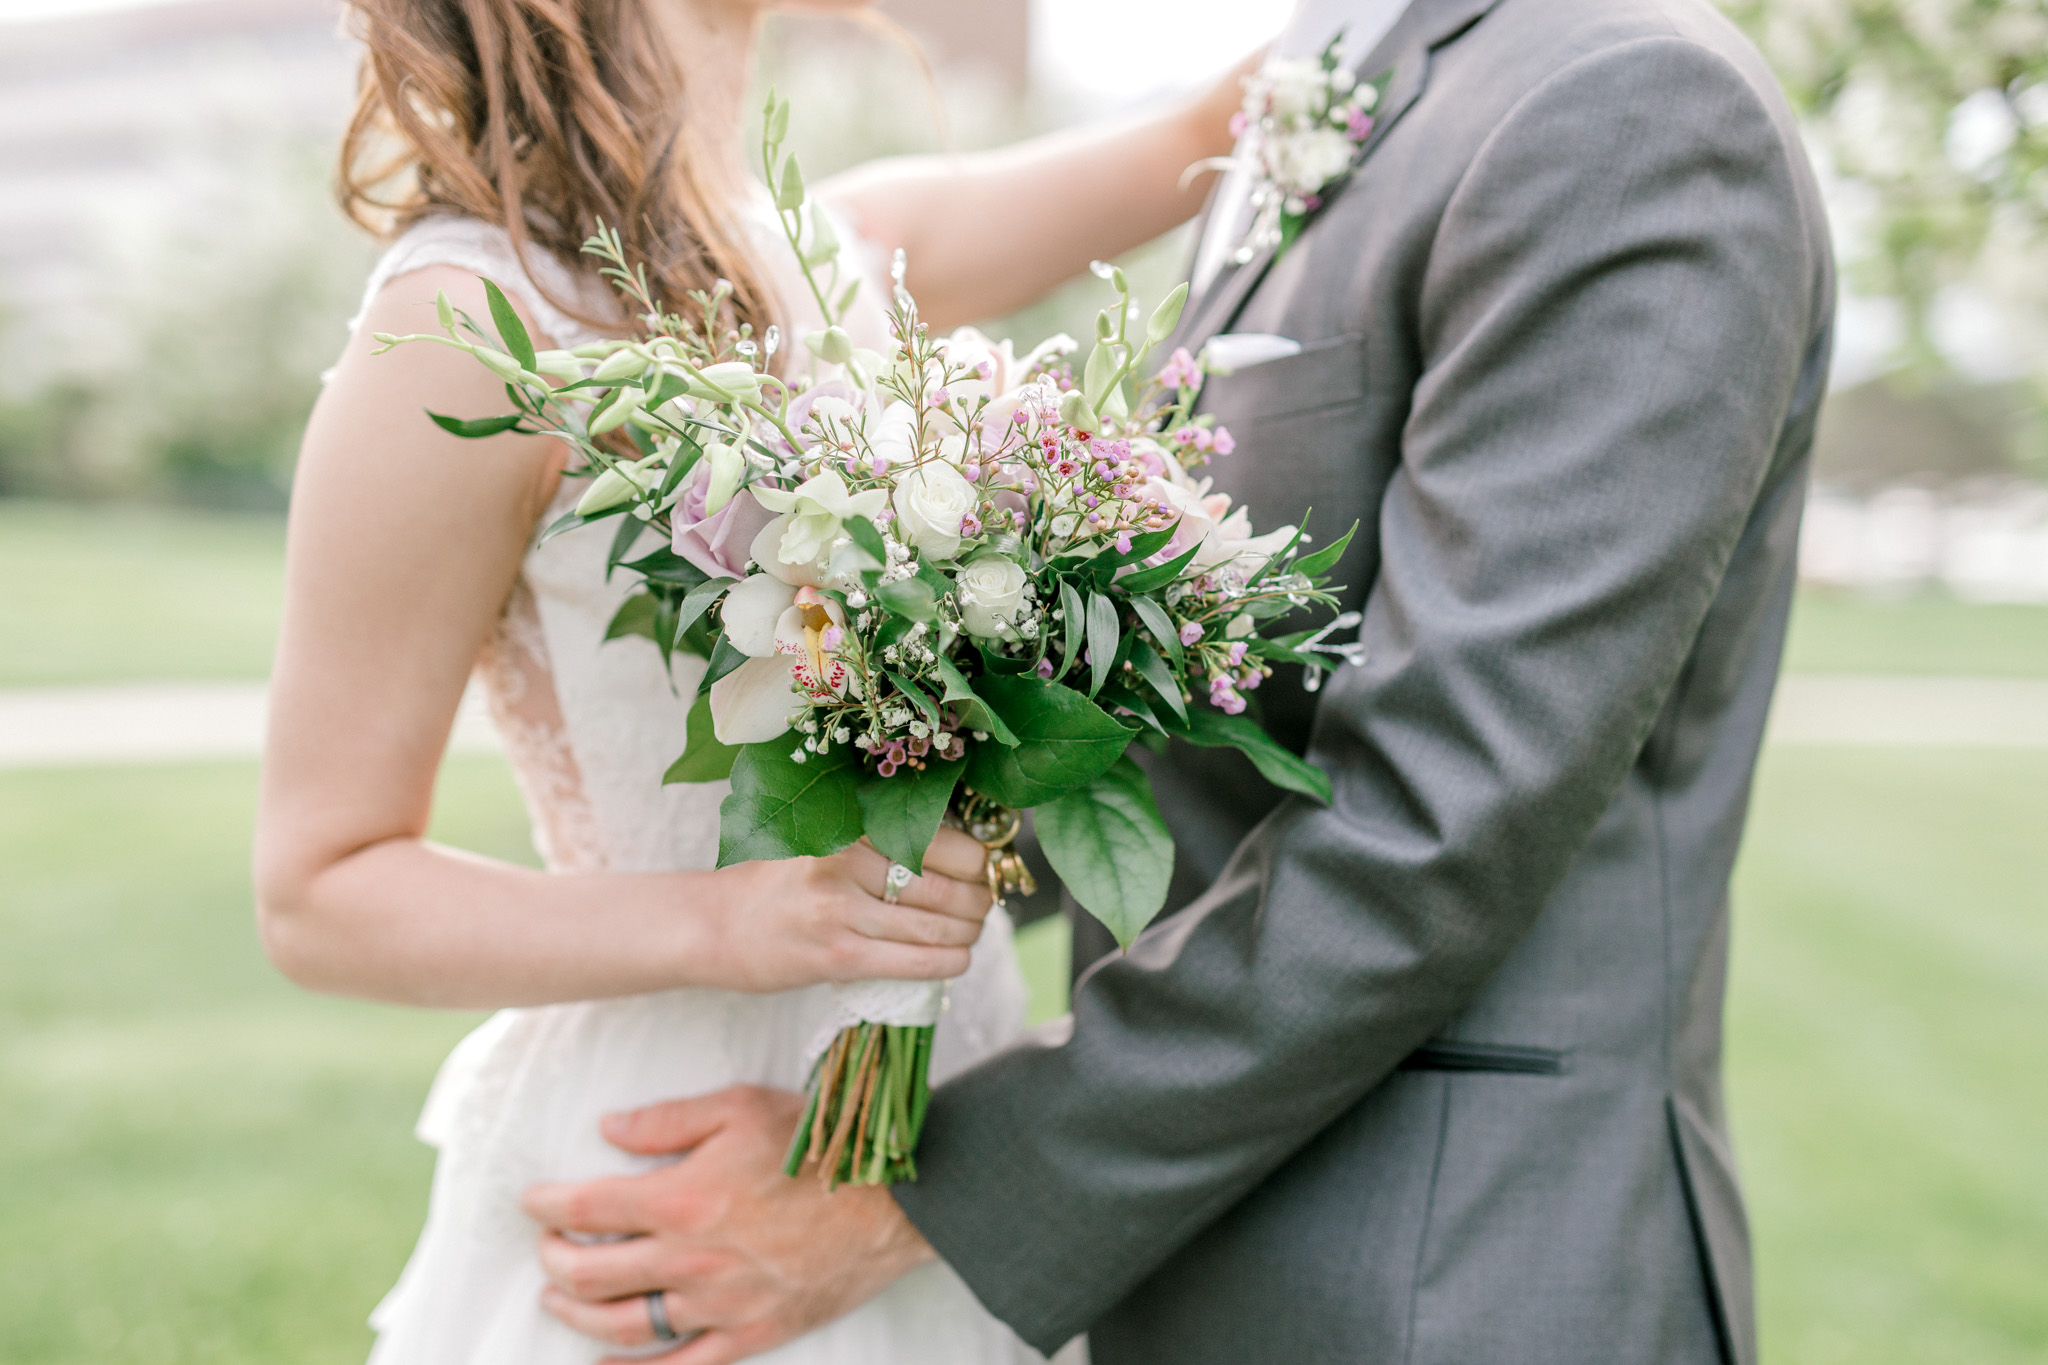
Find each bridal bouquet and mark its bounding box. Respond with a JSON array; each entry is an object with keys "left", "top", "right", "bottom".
[{"left": 375, "top": 98, "right": 1358, "bottom": 1186}]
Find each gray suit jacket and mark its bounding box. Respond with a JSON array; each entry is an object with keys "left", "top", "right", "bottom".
[{"left": 893, "top": 1, "right": 1832, "bottom": 1360}]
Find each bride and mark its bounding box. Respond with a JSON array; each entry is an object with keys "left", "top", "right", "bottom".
[{"left": 252, "top": 0, "right": 1246, "bottom": 1359}]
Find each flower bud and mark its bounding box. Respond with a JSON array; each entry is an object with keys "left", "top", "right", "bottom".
[
  {"left": 686, "top": 360, "right": 763, "bottom": 405},
  {"left": 804, "top": 327, "right": 853, "bottom": 365},
  {"left": 1095, "top": 309, "right": 1117, "bottom": 340},
  {"left": 533, "top": 349, "right": 586, "bottom": 380},
  {"left": 1145, "top": 282, "right": 1190, "bottom": 349},
  {"left": 592, "top": 348, "right": 651, "bottom": 383},
  {"left": 472, "top": 346, "right": 526, "bottom": 384},
  {"left": 1058, "top": 389, "right": 1098, "bottom": 432},
  {"left": 435, "top": 290, "right": 456, "bottom": 331},
  {"left": 575, "top": 455, "right": 659, "bottom": 516},
  {"left": 588, "top": 384, "right": 646, "bottom": 435},
  {"left": 703, "top": 440, "right": 744, "bottom": 514}
]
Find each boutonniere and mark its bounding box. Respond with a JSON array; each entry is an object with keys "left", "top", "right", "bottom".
[{"left": 1226, "top": 35, "right": 1393, "bottom": 264}]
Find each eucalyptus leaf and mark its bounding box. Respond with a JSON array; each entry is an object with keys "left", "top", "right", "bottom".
[
  {"left": 1035, "top": 757, "right": 1173, "bottom": 947},
  {"left": 857, "top": 757, "right": 964, "bottom": 876},
  {"left": 664, "top": 692, "right": 740, "bottom": 784},
  {"left": 717, "top": 741, "right": 862, "bottom": 865},
  {"left": 963, "top": 674, "right": 1131, "bottom": 808}
]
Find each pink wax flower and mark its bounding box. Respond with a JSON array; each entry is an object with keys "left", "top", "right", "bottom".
[
  {"left": 1157, "top": 347, "right": 1203, "bottom": 390},
  {"left": 931, "top": 387, "right": 950, "bottom": 406},
  {"left": 1179, "top": 621, "right": 1204, "bottom": 646},
  {"left": 671, "top": 465, "right": 775, "bottom": 580},
  {"left": 1050, "top": 457, "right": 1081, "bottom": 481},
  {"left": 1347, "top": 108, "right": 1374, "bottom": 141},
  {"left": 1229, "top": 110, "right": 1249, "bottom": 138},
  {"left": 1238, "top": 668, "right": 1262, "bottom": 690},
  {"left": 1227, "top": 641, "right": 1248, "bottom": 667},
  {"left": 1115, "top": 532, "right": 1132, "bottom": 554},
  {"left": 1211, "top": 426, "right": 1237, "bottom": 456},
  {"left": 960, "top": 511, "right": 984, "bottom": 537},
  {"left": 1036, "top": 658, "right": 1055, "bottom": 679}
]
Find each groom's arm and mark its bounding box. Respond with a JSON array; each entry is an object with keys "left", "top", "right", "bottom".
[{"left": 893, "top": 36, "right": 1825, "bottom": 1350}]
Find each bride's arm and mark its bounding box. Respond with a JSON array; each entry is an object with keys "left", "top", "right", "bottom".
[
  {"left": 822, "top": 52, "right": 1259, "bottom": 332},
  {"left": 254, "top": 268, "right": 990, "bottom": 1010}
]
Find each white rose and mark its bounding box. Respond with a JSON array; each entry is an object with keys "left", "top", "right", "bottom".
[
  {"left": 956, "top": 556, "right": 1028, "bottom": 639},
  {"left": 892, "top": 461, "right": 979, "bottom": 560}
]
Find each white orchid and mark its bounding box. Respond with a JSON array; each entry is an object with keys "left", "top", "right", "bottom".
[
  {"left": 750, "top": 471, "right": 888, "bottom": 574},
  {"left": 708, "top": 585, "right": 853, "bottom": 746}
]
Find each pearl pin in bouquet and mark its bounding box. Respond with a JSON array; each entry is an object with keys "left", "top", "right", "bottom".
[{"left": 373, "top": 96, "right": 1364, "bottom": 1187}]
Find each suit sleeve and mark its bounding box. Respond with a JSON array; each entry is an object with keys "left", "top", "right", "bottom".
[{"left": 892, "top": 35, "right": 1821, "bottom": 1351}]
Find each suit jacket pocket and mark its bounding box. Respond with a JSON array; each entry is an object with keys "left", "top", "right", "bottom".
[{"left": 1200, "top": 331, "right": 1368, "bottom": 424}]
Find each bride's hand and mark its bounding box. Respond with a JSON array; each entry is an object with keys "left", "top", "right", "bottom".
[{"left": 714, "top": 828, "right": 997, "bottom": 993}]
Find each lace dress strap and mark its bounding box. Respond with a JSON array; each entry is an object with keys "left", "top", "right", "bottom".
[{"left": 349, "top": 216, "right": 613, "bottom": 350}]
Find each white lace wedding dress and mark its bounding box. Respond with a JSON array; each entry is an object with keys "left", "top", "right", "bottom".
[{"left": 348, "top": 208, "right": 1054, "bottom": 1365}]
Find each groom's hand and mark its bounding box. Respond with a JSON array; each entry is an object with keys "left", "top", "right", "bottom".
[{"left": 521, "top": 1087, "right": 936, "bottom": 1365}]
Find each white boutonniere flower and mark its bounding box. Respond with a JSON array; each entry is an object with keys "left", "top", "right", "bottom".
[{"left": 1227, "top": 33, "right": 1391, "bottom": 264}]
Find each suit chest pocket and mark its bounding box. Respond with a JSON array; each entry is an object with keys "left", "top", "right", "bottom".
[{"left": 1198, "top": 331, "right": 1370, "bottom": 424}]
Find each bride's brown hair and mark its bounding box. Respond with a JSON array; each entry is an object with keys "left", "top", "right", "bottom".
[{"left": 336, "top": 0, "right": 769, "bottom": 337}]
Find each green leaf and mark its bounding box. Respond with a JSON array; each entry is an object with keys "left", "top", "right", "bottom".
[
  {"left": 875, "top": 575, "right": 937, "bottom": 623},
  {"left": 1126, "top": 636, "right": 1188, "bottom": 723},
  {"left": 964, "top": 674, "right": 1131, "bottom": 808},
  {"left": 482, "top": 278, "right": 536, "bottom": 372},
  {"left": 427, "top": 410, "right": 524, "bottom": 439},
  {"left": 845, "top": 515, "right": 887, "bottom": 565},
  {"left": 621, "top": 546, "right": 710, "bottom": 587},
  {"left": 603, "top": 590, "right": 660, "bottom": 644},
  {"left": 717, "top": 741, "right": 862, "bottom": 865},
  {"left": 664, "top": 692, "right": 740, "bottom": 783},
  {"left": 536, "top": 509, "right": 590, "bottom": 546},
  {"left": 1055, "top": 580, "right": 1085, "bottom": 683},
  {"left": 1166, "top": 708, "right": 1333, "bottom": 805},
  {"left": 1292, "top": 519, "right": 1359, "bottom": 580},
  {"left": 607, "top": 513, "right": 648, "bottom": 576},
  {"left": 884, "top": 671, "right": 941, "bottom": 730},
  {"left": 930, "top": 657, "right": 1019, "bottom": 746},
  {"left": 857, "top": 757, "right": 963, "bottom": 876},
  {"left": 696, "top": 633, "right": 750, "bottom": 696},
  {"left": 1117, "top": 538, "right": 1203, "bottom": 594},
  {"left": 1090, "top": 525, "right": 1176, "bottom": 574},
  {"left": 1085, "top": 592, "right": 1119, "bottom": 697},
  {"left": 1128, "top": 594, "right": 1183, "bottom": 671},
  {"left": 674, "top": 577, "right": 736, "bottom": 644},
  {"left": 1034, "top": 757, "right": 1173, "bottom": 947},
  {"left": 1097, "top": 679, "right": 1167, "bottom": 735},
  {"left": 657, "top": 430, "right": 705, "bottom": 500}
]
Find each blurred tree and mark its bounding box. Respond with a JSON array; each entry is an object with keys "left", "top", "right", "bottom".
[{"left": 1721, "top": 0, "right": 2048, "bottom": 408}]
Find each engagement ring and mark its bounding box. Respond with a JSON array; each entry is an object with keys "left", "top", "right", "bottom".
[{"left": 882, "top": 861, "right": 914, "bottom": 904}]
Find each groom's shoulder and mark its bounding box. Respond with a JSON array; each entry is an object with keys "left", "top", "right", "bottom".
[{"left": 1454, "top": 0, "right": 1796, "bottom": 131}]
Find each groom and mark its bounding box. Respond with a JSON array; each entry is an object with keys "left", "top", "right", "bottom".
[{"left": 526, "top": 0, "right": 1832, "bottom": 1359}]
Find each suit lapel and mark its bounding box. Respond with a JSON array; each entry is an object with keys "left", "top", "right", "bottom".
[{"left": 1173, "top": 0, "right": 1505, "bottom": 350}]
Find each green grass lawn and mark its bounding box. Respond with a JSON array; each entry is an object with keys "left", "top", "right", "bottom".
[{"left": 3, "top": 748, "right": 2043, "bottom": 1363}]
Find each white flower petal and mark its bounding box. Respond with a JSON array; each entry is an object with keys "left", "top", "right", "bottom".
[
  {"left": 720, "top": 574, "right": 797, "bottom": 656},
  {"left": 709, "top": 655, "right": 799, "bottom": 745}
]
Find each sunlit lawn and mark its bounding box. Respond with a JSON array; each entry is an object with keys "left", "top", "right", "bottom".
[{"left": 3, "top": 496, "right": 2047, "bottom": 1363}]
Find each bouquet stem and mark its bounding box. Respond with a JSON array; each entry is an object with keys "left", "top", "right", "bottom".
[
  {"left": 782, "top": 792, "right": 1035, "bottom": 1189},
  {"left": 783, "top": 1021, "right": 934, "bottom": 1187}
]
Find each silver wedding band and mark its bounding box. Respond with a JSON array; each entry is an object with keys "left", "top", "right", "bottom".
[
  {"left": 882, "top": 861, "right": 914, "bottom": 904},
  {"left": 646, "top": 1289, "right": 678, "bottom": 1343}
]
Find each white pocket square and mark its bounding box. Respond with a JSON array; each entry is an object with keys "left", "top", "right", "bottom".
[{"left": 1200, "top": 333, "right": 1303, "bottom": 375}]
